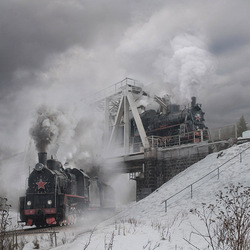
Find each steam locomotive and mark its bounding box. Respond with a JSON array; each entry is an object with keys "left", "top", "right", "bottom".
[
  {"left": 19, "top": 152, "right": 114, "bottom": 227},
  {"left": 132, "top": 97, "right": 209, "bottom": 146}
]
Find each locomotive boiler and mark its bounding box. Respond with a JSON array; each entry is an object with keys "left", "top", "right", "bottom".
[
  {"left": 132, "top": 97, "right": 209, "bottom": 146},
  {"left": 19, "top": 152, "right": 113, "bottom": 227}
]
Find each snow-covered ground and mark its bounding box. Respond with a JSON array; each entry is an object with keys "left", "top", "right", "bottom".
[{"left": 15, "top": 142, "right": 250, "bottom": 249}]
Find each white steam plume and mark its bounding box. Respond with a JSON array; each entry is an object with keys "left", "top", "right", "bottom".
[
  {"left": 161, "top": 33, "right": 214, "bottom": 103},
  {"left": 65, "top": 108, "right": 104, "bottom": 175}
]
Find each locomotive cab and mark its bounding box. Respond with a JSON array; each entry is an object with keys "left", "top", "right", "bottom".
[{"left": 131, "top": 96, "right": 209, "bottom": 148}]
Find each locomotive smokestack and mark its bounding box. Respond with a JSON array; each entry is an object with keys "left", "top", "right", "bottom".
[
  {"left": 38, "top": 152, "right": 47, "bottom": 166},
  {"left": 191, "top": 96, "right": 196, "bottom": 107}
]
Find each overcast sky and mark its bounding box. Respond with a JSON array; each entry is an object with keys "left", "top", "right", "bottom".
[{"left": 0, "top": 0, "right": 250, "bottom": 153}]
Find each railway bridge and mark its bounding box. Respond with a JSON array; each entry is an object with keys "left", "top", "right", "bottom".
[
  {"left": 89, "top": 78, "right": 230, "bottom": 200},
  {"left": 104, "top": 140, "right": 228, "bottom": 200}
]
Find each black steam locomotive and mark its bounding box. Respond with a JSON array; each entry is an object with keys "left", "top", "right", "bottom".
[
  {"left": 19, "top": 152, "right": 114, "bottom": 227},
  {"left": 132, "top": 97, "right": 209, "bottom": 146}
]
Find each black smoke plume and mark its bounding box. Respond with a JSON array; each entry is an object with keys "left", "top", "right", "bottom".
[{"left": 29, "top": 105, "right": 76, "bottom": 153}]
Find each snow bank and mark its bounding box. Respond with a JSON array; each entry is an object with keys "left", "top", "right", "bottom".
[{"left": 20, "top": 142, "right": 250, "bottom": 249}]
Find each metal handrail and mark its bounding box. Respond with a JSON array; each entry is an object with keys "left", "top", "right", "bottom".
[
  {"left": 161, "top": 144, "right": 250, "bottom": 212},
  {"left": 84, "top": 77, "right": 142, "bottom": 103},
  {"left": 146, "top": 129, "right": 209, "bottom": 148},
  {"left": 132, "top": 130, "right": 209, "bottom": 153}
]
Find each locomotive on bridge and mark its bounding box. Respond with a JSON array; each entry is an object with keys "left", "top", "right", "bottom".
[
  {"left": 19, "top": 152, "right": 114, "bottom": 227},
  {"left": 132, "top": 97, "right": 209, "bottom": 146}
]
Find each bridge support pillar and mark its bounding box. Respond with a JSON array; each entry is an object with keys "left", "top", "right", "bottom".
[
  {"left": 135, "top": 148, "right": 164, "bottom": 201},
  {"left": 133, "top": 144, "right": 211, "bottom": 201}
]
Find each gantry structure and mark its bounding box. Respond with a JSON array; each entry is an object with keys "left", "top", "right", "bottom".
[
  {"left": 87, "top": 78, "right": 213, "bottom": 201},
  {"left": 87, "top": 77, "right": 174, "bottom": 158},
  {"left": 88, "top": 78, "right": 151, "bottom": 156}
]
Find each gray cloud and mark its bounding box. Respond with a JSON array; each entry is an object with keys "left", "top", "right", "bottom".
[
  {"left": 0, "top": 0, "right": 250, "bottom": 152},
  {"left": 1, "top": 0, "right": 250, "bottom": 205},
  {"left": 0, "top": 0, "right": 137, "bottom": 97}
]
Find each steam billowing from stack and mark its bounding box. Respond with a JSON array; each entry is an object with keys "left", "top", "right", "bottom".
[
  {"left": 29, "top": 105, "right": 76, "bottom": 156},
  {"left": 163, "top": 33, "right": 214, "bottom": 103},
  {"left": 29, "top": 104, "right": 104, "bottom": 177}
]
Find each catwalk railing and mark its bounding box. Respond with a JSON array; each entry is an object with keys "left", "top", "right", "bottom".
[
  {"left": 85, "top": 77, "right": 142, "bottom": 104},
  {"left": 132, "top": 129, "right": 209, "bottom": 153},
  {"left": 209, "top": 123, "right": 238, "bottom": 141},
  {"left": 147, "top": 129, "right": 209, "bottom": 148},
  {"left": 161, "top": 144, "right": 250, "bottom": 212}
]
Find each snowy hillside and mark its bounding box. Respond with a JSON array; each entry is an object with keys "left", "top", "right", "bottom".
[{"left": 21, "top": 142, "right": 250, "bottom": 250}]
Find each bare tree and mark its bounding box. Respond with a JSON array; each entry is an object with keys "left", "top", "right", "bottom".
[
  {"left": 188, "top": 184, "right": 250, "bottom": 250},
  {"left": 0, "top": 197, "right": 12, "bottom": 249}
]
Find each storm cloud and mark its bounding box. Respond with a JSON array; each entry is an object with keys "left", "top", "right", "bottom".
[{"left": 1, "top": 0, "right": 250, "bottom": 154}]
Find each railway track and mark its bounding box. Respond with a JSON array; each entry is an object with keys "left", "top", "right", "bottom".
[
  {"left": 2, "top": 226, "right": 59, "bottom": 237},
  {"left": 3, "top": 207, "right": 116, "bottom": 237},
  {"left": 1, "top": 208, "right": 117, "bottom": 249},
  {"left": 1, "top": 226, "right": 60, "bottom": 249}
]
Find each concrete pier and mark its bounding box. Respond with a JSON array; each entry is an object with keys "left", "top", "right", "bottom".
[{"left": 105, "top": 141, "right": 229, "bottom": 201}]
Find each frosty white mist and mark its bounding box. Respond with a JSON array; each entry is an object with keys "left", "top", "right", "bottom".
[{"left": 162, "top": 33, "right": 214, "bottom": 102}]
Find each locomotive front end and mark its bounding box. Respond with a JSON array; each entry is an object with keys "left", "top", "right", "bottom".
[
  {"left": 19, "top": 152, "right": 91, "bottom": 227},
  {"left": 19, "top": 153, "right": 63, "bottom": 227}
]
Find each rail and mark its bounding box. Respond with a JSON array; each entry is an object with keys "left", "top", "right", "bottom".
[
  {"left": 131, "top": 129, "right": 209, "bottom": 153},
  {"left": 84, "top": 77, "right": 142, "bottom": 104},
  {"left": 146, "top": 129, "right": 209, "bottom": 149},
  {"left": 209, "top": 123, "right": 238, "bottom": 141},
  {"left": 0, "top": 229, "right": 59, "bottom": 249},
  {"left": 161, "top": 144, "right": 250, "bottom": 212}
]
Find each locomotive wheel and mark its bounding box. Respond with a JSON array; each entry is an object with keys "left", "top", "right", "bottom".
[
  {"left": 66, "top": 208, "right": 78, "bottom": 225},
  {"left": 72, "top": 210, "right": 77, "bottom": 224},
  {"left": 67, "top": 215, "right": 73, "bottom": 225},
  {"left": 35, "top": 223, "right": 45, "bottom": 228},
  {"left": 67, "top": 211, "right": 77, "bottom": 225},
  {"left": 72, "top": 212, "right": 77, "bottom": 224},
  {"left": 59, "top": 220, "right": 67, "bottom": 226}
]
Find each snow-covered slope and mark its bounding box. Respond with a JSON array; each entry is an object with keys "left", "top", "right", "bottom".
[{"left": 22, "top": 142, "right": 250, "bottom": 250}]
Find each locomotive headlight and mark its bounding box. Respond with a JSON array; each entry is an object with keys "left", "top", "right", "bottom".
[
  {"left": 27, "top": 201, "right": 31, "bottom": 206},
  {"left": 35, "top": 163, "right": 44, "bottom": 171},
  {"left": 47, "top": 200, "right": 52, "bottom": 205}
]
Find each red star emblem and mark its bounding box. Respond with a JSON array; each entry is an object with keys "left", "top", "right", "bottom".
[
  {"left": 36, "top": 179, "right": 47, "bottom": 190},
  {"left": 196, "top": 114, "right": 201, "bottom": 120}
]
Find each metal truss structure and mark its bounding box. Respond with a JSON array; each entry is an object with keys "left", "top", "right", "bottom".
[{"left": 87, "top": 78, "right": 150, "bottom": 156}]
